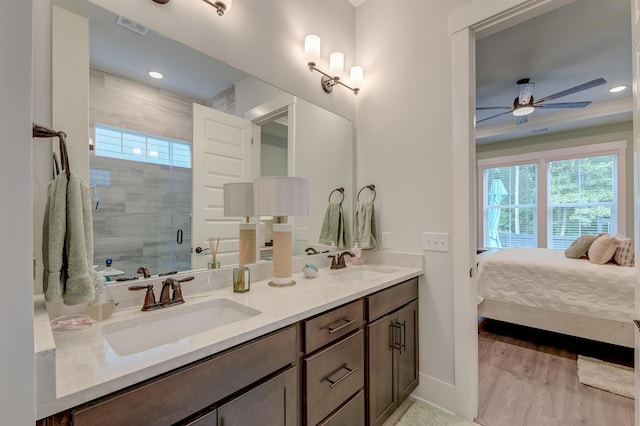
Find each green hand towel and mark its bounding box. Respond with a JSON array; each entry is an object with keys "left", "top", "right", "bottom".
[
  {"left": 43, "top": 174, "right": 68, "bottom": 303},
  {"left": 355, "top": 201, "right": 377, "bottom": 250},
  {"left": 319, "top": 203, "right": 345, "bottom": 248},
  {"left": 63, "top": 173, "right": 95, "bottom": 305}
]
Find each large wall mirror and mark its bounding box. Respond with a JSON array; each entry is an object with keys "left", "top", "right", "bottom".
[{"left": 53, "top": 0, "right": 354, "bottom": 278}]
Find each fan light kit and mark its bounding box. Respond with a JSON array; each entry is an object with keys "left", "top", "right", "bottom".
[
  {"left": 477, "top": 77, "right": 606, "bottom": 125},
  {"left": 609, "top": 85, "right": 627, "bottom": 93},
  {"left": 304, "top": 35, "right": 363, "bottom": 95}
]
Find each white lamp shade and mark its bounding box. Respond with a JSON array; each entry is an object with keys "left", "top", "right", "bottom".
[
  {"left": 304, "top": 35, "right": 321, "bottom": 66},
  {"left": 329, "top": 52, "right": 344, "bottom": 78},
  {"left": 223, "top": 182, "right": 253, "bottom": 217},
  {"left": 253, "top": 177, "right": 309, "bottom": 217},
  {"left": 350, "top": 66, "right": 364, "bottom": 89}
]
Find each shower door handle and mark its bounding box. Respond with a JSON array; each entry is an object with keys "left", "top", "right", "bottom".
[{"left": 177, "top": 229, "right": 183, "bottom": 244}]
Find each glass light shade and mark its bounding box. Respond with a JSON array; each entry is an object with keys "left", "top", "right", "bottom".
[
  {"left": 304, "top": 35, "right": 321, "bottom": 66},
  {"left": 223, "top": 182, "right": 253, "bottom": 217},
  {"left": 350, "top": 66, "right": 364, "bottom": 89},
  {"left": 329, "top": 52, "right": 344, "bottom": 79},
  {"left": 512, "top": 105, "right": 534, "bottom": 116},
  {"left": 253, "top": 177, "right": 309, "bottom": 217}
]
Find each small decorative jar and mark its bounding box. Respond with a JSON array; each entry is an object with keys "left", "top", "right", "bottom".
[{"left": 303, "top": 263, "right": 318, "bottom": 278}]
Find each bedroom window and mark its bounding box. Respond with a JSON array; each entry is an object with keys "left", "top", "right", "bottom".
[{"left": 478, "top": 141, "right": 626, "bottom": 250}]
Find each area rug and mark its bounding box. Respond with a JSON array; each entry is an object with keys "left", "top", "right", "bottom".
[
  {"left": 396, "top": 400, "right": 476, "bottom": 426},
  {"left": 577, "top": 355, "right": 634, "bottom": 399}
]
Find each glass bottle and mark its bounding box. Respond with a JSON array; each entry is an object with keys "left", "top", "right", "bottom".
[
  {"left": 233, "top": 266, "right": 250, "bottom": 293},
  {"left": 87, "top": 271, "right": 116, "bottom": 321}
]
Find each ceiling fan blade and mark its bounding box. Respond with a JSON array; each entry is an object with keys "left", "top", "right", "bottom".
[
  {"left": 477, "top": 110, "right": 512, "bottom": 124},
  {"left": 516, "top": 116, "right": 528, "bottom": 125},
  {"left": 476, "top": 106, "right": 512, "bottom": 110},
  {"left": 535, "top": 101, "right": 592, "bottom": 109},
  {"left": 534, "top": 78, "right": 606, "bottom": 104}
]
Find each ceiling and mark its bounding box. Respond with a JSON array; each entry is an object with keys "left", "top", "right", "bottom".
[{"left": 475, "top": 0, "right": 632, "bottom": 144}]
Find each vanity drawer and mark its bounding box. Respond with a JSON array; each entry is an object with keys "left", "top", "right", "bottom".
[
  {"left": 71, "top": 325, "right": 297, "bottom": 426},
  {"left": 366, "top": 278, "right": 418, "bottom": 322},
  {"left": 305, "top": 329, "right": 364, "bottom": 425},
  {"left": 304, "top": 299, "right": 363, "bottom": 353},
  {"left": 318, "top": 389, "right": 365, "bottom": 426}
]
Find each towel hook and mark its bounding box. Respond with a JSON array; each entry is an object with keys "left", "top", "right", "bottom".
[
  {"left": 357, "top": 184, "right": 376, "bottom": 202},
  {"left": 328, "top": 187, "right": 345, "bottom": 204}
]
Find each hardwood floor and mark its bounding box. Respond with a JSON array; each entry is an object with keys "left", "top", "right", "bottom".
[{"left": 476, "top": 318, "right": 634, "bottom": 426}]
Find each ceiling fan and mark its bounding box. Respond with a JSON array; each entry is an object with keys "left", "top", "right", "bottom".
[{"left": 476, "top": 77, "right": 607, "bottom": 125}]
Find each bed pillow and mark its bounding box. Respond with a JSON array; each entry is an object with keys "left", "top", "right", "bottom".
[
  {"left": 564, "top": 234, "right": 598, "bottom": 259},
  {"left": 587, "top": 234, "right": 618, "bottom": 264},
  {"left": 612, "top": 233, "right": 634, "bottom": 267}
]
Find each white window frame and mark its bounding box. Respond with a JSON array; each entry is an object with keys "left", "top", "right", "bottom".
[{"left": 477, "top": 140, "right": 626, "bottom": 248}]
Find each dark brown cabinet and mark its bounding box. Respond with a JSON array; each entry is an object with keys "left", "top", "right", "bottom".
[{"left": 366, "top": 279, "right": 419, "bottom": 426}]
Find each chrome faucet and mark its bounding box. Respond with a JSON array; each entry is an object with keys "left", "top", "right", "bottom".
[{"left": 328, "top": 251, "right": 355, "bottom": 269}]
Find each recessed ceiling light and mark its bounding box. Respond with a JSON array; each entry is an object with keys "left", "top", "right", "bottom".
[
  {"left": 609, "top": 85, "right": 627, "bottom": 93},
  {"left": 148, "top": 71, "right": 164, "bottom": 79}
]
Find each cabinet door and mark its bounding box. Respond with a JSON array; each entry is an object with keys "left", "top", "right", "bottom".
[
  {"left": 367, "top": 314, "right": 397, "bottom": 426},
  {"left": 217, "top": 366, "right": 297, "bottom": 426},
  {"left": 397, "top": 300, "right": 419, "bottom": 404}
]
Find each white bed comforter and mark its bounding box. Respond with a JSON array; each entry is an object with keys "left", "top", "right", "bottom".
[{"left": 477, "top": 247, "right": 635, "bottom": 323}]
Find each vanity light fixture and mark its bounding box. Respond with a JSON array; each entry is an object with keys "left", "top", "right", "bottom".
[
  {"left": 304, "top": 35, "right": 363, "bottom": 95},
  {"left": 202, "top": 0, "right": 233, "bottom": 16},
  {"left": 253, "top": 177, "right": 309, "bottom": 287}
]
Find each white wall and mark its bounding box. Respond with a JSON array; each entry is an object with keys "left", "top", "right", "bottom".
[
  {"left": 355, "top": 0, "right": 476, "bottom": 415},
  {"left": 2, "top": 1, "right": 35, "bottom": 424}
]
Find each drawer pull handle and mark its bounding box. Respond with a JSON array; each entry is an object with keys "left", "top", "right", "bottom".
[
  {"left": 390, "top": 322, "right": 402, "bottom": 351},
  {"left": 327, "top": 318, "right": 358, "bottom": 334},
  {"left": 326, "top": 365, "right": 358, "bottom": 389}
]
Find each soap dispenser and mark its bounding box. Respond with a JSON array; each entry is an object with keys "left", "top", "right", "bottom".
[
  {"left": 87, "top": 271, "right": 116, "bottom": 321},
  {"left": 352, "top": 241, "right": 363, "bottom": 265}
]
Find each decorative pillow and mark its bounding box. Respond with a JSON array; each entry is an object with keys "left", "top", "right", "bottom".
[
  {"left": 587, "top": 234, "right": 619, "bottom": 264},
  {"left": 564, "top": 234, "right": 598, "bottom": 259},
  {"left": 612, "top": 233, "right": 634, "bottom": 267}
]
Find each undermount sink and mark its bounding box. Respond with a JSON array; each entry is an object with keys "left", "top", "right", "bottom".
[
  {"left": 328, "top": 265, "right": 399, "bottom": 280},
  {"left": 103, "top": 298, "right": 261, "bottom": 356}
]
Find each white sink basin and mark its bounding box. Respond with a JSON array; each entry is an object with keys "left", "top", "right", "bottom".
[
  {"left": 328, "top": 265, "right": 399, "bottom": 280},
  {"left": 103, "top": 298, "right": 261, "bottom": 356}
]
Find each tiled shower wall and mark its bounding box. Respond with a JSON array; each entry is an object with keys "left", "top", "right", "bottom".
[{"left": 88, "top": 68, "right": 221, "bottom": 276}]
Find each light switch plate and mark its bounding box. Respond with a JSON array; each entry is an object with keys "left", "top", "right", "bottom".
[
  {"left": 423, "top": 232, "right": 449, "bottom": 252},
  {"left": 381, "top": 232, "right": 391, "bottom": 249},
  {"left": 295, "top": 228, "right": 309, "bottom": 241}
]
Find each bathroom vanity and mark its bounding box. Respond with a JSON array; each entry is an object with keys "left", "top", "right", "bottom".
[{"left": 34, "top": 253, "right": 422, "bottom": 425}]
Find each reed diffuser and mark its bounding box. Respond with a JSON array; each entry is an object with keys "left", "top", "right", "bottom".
[
  {"left": 233, "top": 239, "right": 250, "bottom": 293},
  {"left": 208, "top": 237, "right": 220, "bottom": 269}
]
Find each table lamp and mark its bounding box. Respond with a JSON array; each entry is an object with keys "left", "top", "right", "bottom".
[
  {"left": 223, "top": 182, "right": 256, "bottom": 266},
  {"left": 253, "top": 176, "right": 309, "bottom": 287}
]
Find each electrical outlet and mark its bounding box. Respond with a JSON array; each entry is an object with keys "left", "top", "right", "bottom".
[
  {"left": 423, "top": 232, "right": 449, "bottom": 252},
  {"left": 381, "top": 232, "right": 391, "bottom": 249},
  {"left": 295, "top": 228, "right": 309, "bottom": 241}
]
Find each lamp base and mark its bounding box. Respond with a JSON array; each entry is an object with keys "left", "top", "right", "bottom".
[{"left": 268, "top": 279, "right": 296, "bottom": 288}]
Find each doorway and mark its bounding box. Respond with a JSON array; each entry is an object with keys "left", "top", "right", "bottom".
[{"left": 450, "top": 0, "right": 638, "bottom": 423}]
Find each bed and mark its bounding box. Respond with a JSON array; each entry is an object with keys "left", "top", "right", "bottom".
[{"left": 477, "top": 247, "right": 636, "bottom": 348}]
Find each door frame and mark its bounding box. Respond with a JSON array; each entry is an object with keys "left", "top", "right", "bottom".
[{"left": 448, "top": 0, "right": 622, "bottom": 421}]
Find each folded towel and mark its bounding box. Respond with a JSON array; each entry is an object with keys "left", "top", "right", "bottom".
[
  {"left": 354, "top": 200, "right": 377, "bottom": 250},
  {"left": 319, "top": 203, "right": 346, "bottom": 248},
  {"left": 42, "top": 173, "right": 94, "bottom": 305},
  {"left": 43, "top": 174, "right": 68, "bottom": 303}
]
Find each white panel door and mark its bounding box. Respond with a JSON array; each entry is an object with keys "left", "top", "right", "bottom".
[{"left": 192, "top": 103, "right": 253, "bottom": 269}]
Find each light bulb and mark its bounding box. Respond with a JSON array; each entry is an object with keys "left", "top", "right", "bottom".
[{"left": 350, "top": 66, "right": 363, "bottom": 90}]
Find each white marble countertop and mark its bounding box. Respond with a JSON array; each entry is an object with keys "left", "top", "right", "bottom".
[{"left": 35, "top": 252, "right": 423, "bottom": 419}]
